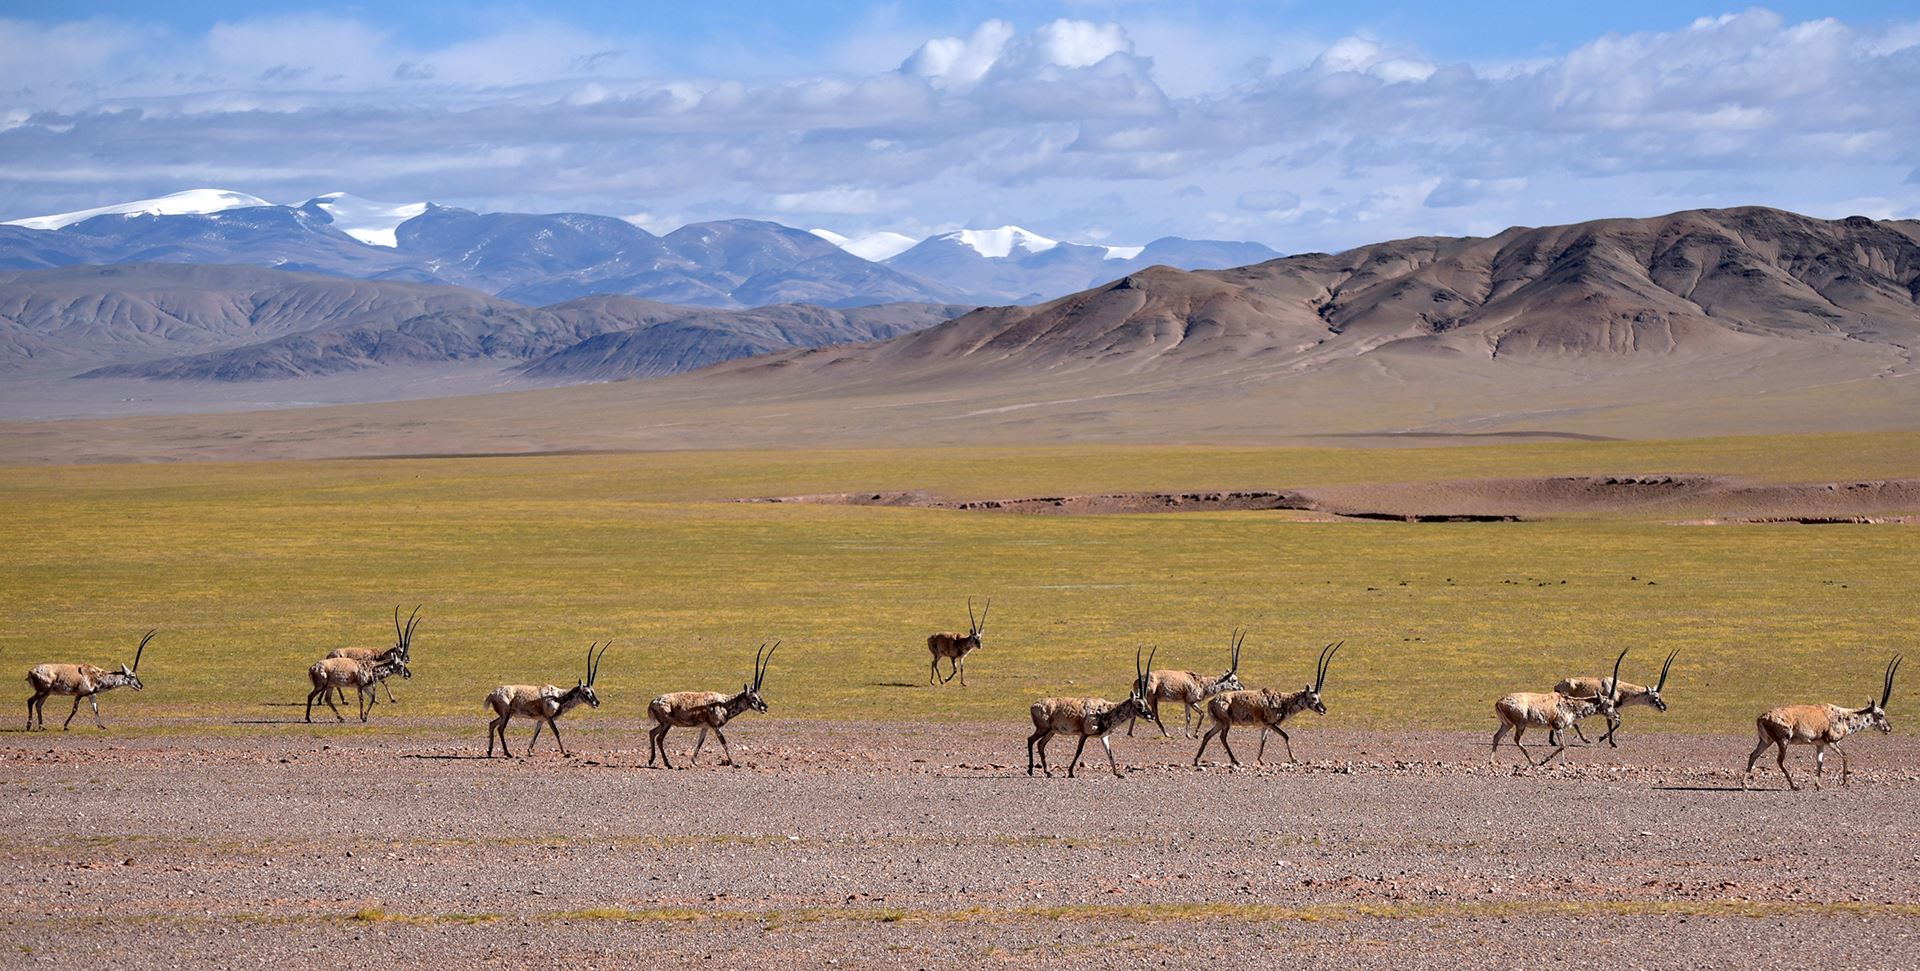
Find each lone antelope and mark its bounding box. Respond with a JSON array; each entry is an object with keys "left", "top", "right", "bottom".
[
  {"left": 484, "top": 641, "right": 609, "bottom": 758},
  {"left": 326, "top": 605, "right": 420, "bottom": 705},
  {"left": 1490, "top": 649, "right": 1626, "bottom": 765},
  {"left": 305, "top": 652, "right": 410, "bottom": 723},
  {"left": 1132, "top": 627, "right": 1246, "bottom": 739},
  {"left": 1026, "top": 647, "right": 1159, "bottom": 778},
  {"left": 1744, "top": 655, "right": 1902, "bottom": 791},
  {"left": 1552, "top": 649, "right": 1677, "bottom": 747},
  {"left": 927, "top": 598, "right": 989, "bottom": 686},
  {"left": 1193, "top": 641, "right": 1342, "bottom": 767},
  {"left": 25, "top": 630, "right": 154, "bottom": 731},
  {"left": 647, "top": 642, "right": 777, "bottom": 768}
]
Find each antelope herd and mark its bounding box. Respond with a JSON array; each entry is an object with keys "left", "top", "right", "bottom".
[{"left": 14, "top": 601, "right": 1908, "bottom": 789}]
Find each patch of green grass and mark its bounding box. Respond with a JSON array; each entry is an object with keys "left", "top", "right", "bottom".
[{"left": 2, "top": 438, "right": 1915, "bottom": 734}]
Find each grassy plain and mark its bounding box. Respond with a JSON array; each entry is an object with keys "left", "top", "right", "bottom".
[{"left": 3, "top": 434, "right": 1916, "bottom": 735}]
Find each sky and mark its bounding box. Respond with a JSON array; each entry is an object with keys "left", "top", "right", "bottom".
[{"left": 3, "top": 2, "right": 1918, "bottom": 252}]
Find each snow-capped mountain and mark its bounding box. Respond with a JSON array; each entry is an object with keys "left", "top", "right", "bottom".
[
  {"left": 2, "top": 189, "right": 273, "bottom": 231},
  {"left": 302, "top": 193, "right": 428, "bottom": 248},
  {"left": 808, "top": 229, "right": 918, "bottom": 262},
  {"left": 869, "top": 225, "right": 1282, "bottom": 303}
]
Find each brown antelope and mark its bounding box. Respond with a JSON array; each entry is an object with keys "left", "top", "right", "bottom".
[
  {"left": 24, "top": 630, "right": 154, "bottom": 731},
  {"left": 647, "top": 642, "right": 777, "bottom": 768},
  {"left": 484, "top": 641, "right": 609, "bottom": 758},
  {"left": 305, "top": 653, "right": 410, "bottom": 723},
  {"left": 1553, "top": 649, "right": 1677, "bottom": 747},
  {"left": 927, "top": 598, "right": 989, "bottom": 686},
  {"left": 1744, "top": 654, "right": 1901, "bottom": 791},
  {"left": 1132, "top": 627, "right": 1246, "bottom": 739},
  {"left": 1026, "top": 647, "right": 1159, "bottom": 778},
  {"left": 1490, "top": 649, "right": 1626, "bottom": 765},
  {"left": 1193, "top": 641, "right": 1342, "bottom": 767},
  {"left": 326, "top": 605, "right": 420, "bottom": 705}
]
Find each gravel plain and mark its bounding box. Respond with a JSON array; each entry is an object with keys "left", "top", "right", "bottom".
[{"left": 5, "top": 719, "right": 1919, "bottom": 969}]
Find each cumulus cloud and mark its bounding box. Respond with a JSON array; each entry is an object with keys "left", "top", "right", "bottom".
[{"left": 2, "top": 8, "right": 1918, "bottom": 251}]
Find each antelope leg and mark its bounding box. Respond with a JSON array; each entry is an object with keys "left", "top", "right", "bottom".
[
  {"left": 544, "top": 717, "right": 566, "bottom": 757},
  {"left": 714, "top": 727, "right": 733, "bottom": 766},
  {"left": 1068, "top": 734, "right": 1090, "bottom": 778},
  {"left": 1102, "top": 735, "right": 1122, "bottom": 778},
  {"left": 62, "top": 695, "right": 84, "bottom": 730},
  {"left": 690, "top": 727, "right": 709, "bottom": 765}
]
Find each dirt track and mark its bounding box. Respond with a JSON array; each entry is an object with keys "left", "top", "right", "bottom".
[{"left": 5, "top": 720, "right": 1920, "bottom": 968}]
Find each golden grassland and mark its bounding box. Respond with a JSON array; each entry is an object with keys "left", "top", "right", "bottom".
[{"left": 3, "top": 434, "right": 1916, "bottom": 734}]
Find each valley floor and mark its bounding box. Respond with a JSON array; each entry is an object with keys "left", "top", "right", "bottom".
[{"left": 5, "top": 722, "right": 1918, "bottom": 969}]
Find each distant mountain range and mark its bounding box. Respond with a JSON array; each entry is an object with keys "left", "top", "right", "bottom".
[{"left": 0, "top": 190, "right": 1280, "bottom": 309}]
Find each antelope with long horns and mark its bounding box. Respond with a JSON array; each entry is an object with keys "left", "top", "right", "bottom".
[
  {"left": 326, "top": 605, "right": 420, "bottom": 705},
  {"left": 927, "top": 598, "right": 989, "bottom": 686},
  {"left": 25, "top": 630, "right": 154, "bottom": 731},
  {"left": 1744, "top": 655, "right": 1901, "bottom": 791},
  {"left": 1026, "top": 647, "right": 1159, "bottom": 778},
  {"left": 1194, "top": 641, "right": 1341, "bottom": 767},
  {"left": 1133, "top": 627, "right": 1246, "bottom": 739},
  {"left": 1552, "top": 649, "right": 1678, "bottom": 747},
  {"left": 1490, "top": 649, "right": 1626, "bottom": 766},
  {"left": 647, "top": 642, "right": 777, "bottom": 768},
  {"left": 305, "top": 653, "right": 410, "bottom": 724},
  {"left": 485, "top": 641, "right": 609, "bottom": 758}
]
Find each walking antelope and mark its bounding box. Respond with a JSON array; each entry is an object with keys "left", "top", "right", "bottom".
[
  {"left": 305, "top": 652, "right": 410, "bottom": 723},
  {"left": 326, "top": 605, "right": 420, "bottom": 705},
  {"left": 24, "top": 630, "right": 154, "bottom": 731},
  {"left": 927, "top": 598, "right": 989, "bottom": 686},
  {"left": 1490, "top": 649, "right": 1627, "bottom": 766},
  {"left": 484, "top": 641, "right": 609, "bottom": 758},
  {"left": 1193, "top": 641, "right": 1342, "bottom": 767},
  {"left": 1026, "top": 647, "right": 1159, "bottom": 778},
  {"left": 1744, "top": 655, "right": 1902, "bottom": 791},
  {"left": 647, "top": 642, "right": 777, "bottom": 768},
  {"left": 1132, "top": 627, "right": 1246, "bottom": 739},
  {"left": 1552, "top": 649, "right": 1677, "bottom": 747}
]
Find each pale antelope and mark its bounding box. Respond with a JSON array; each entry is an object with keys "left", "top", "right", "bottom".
[
  {"left": 326, "top": 605, "right": 420, "bottom": 705},
  {"left": 1553, "top": 649, "right": 1677, "bottom": 747},
  {"left": 1490, "top": 649, "right": 1626, "bottom": 765},
  {"left": 1026, "top": 647, "right": 1159, "bottom": 778},
  {"left": 647, "top": 642, "right": 777, "bottom": 768},
  {"left": 485, "top": 641, "right": 609, "bottom": 758},
  {"left": 927, "top": 598, "right": 989, "bottom": 686},
  {"left": 1744, "top": 655, "right": 1901, "bottom": 791},
  {"left": 1194, "top": 641, "right": 1342, "bottom": 767},
  {"left": 1132, "top": 627, "right": 1246, "bottom": 739},
  {"left": 305, "top": 653, "right": 410, "bottom": 723},
  {"left": 24, "top": 630, "right": 154, "bottom": 731}
]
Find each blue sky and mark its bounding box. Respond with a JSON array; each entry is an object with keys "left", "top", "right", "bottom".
[{"left": 3, "top": 3, "right": 1916, "bottom": 251}]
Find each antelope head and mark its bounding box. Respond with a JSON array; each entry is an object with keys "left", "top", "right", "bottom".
[
  {"left": 392, "top": 604, "right": 423, "bottom": 663},
  {"left": 1861, "top": 654, "right": 1902, "bottom": 733},
  {"left": 575, "top": 640, "right": 610, "bottom": 708},
  {"left": 1643, "top": 649, "right": 1678, "bottom": 712},
  {"left": 1215, "top": 627, "right": 1247, "bottom": 693},
  {"left": 1130, "top": 646, "right": 1159, "bottom": 723},
  {"left": 967, "top": 597, "right": 990, "bottom": 646},
  {"left": 1299, "top": 641, "right": 1342, "bottom": 715},
  {"left": 741, "top": 641, "right": 778, "bottom": 713},
  {"left": 110, "top": 629, "right": 155, "bottom": 690}
]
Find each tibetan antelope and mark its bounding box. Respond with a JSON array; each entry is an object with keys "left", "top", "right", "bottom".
[
  {"left": 927, "top": 598, "right": 989, "bottom": 686},
  {"left": 326, "top": 605, "right": 420, "bottom": 705},
  {"left": 1745, "top": 654, "right": 1901, "bottom": 791},
  {"left": 1194, "top": 641, "right": 1342, "bottom": 767},
  {"left": 24, "top": 630, "right": 154, "bottom": 731},
  {"left": 305, "top": 653, "right": 410, "bottom": 723},
  {"left": 1026, "top": 647, "right": 1159, "bottom": 778},
  {"left": 1132, "top": 627, "right": 1246, "bottom": 739},
  {"left": 1553, "top": 649, "right": 1677, "bottom": 747},
  {"left": 1490, "top": 649, "right": 1626, "bottom": 766},
  {"left": 647, "top": 642, "right": 777, "bottom": 768},
  {"left": 484, "top": 641, "right": 609, "bottom": 758}
]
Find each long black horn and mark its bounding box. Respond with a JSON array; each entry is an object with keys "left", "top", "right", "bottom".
[
  {"left": 756, "top": 641, "right": 779, "bottom": 690},
  {"left": 403, "top": 605, "right": 422, "bottom": 650},
  {"left": 1317, "top": 641, "right": 1342, "bottom": 692},
  {"left": 1657, "top": 649, "right": 1677, "bottom": 692},
  {"left": 590, "top": 640, "right": 610, "bottom": 686},
  {"left": 1883, "top": 654, "right": 1902, "bottom": 709},
  {"left": 1608, "top": 648, "right": 1629, "bottom": 702},
  {"left": 966, "top": 598, "right": 977, "bottom": 633},
  {"left": 584, "top": 642, "right": 598, "bottom": 682},
  {"left": 133, "top": 629, "right": 155, "bottom": 673},
  {"left": 1229, "top": 627, "right": 1244, "bottom": 674},
  {"left": 977, "top": 598, "right": 990, "bottom": 633},
  {"left": 393, "top": 606, "right": 404, "bottom": 646}
]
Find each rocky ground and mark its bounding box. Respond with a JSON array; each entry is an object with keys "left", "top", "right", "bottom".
[{"left": 4, "top": 720, "right": 1918, "bottom": 968}]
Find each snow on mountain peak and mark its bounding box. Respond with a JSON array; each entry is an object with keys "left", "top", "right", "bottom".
[
  {"left": 810, "top": 228, "right": 919, "bottom": 262},
  {"left": 305, "top": 192, "right": 429, "bottom": 248},
  {"left": 949, "top": 226, "right": 1058, "bottom": 259},
  {"left": 1102, "top": 245, "right": 1145, "bottom": 260},
  {"left": 3, "top": 189, "right": 273, "bottom": 231}
]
